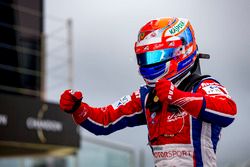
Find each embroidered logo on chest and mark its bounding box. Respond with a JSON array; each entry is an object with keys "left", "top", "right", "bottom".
[{"left": 167, "top": 111, "right": 187, "bottom": 122}]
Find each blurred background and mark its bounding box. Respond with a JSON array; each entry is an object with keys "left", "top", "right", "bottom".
[{"left": 0, "top": 0, "right": 249, "bottom": 167}]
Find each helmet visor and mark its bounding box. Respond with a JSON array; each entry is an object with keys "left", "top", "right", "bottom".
[{"left": 136, "top": 48, "right": 175, "bottom": 66}]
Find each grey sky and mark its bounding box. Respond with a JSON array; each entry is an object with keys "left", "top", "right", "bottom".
[{"left": 46, "top": 0, "right": 250, "bottom": 166}]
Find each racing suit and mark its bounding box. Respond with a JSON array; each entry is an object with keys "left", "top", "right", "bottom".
[{"left": 71, "top": 75, "right": 237, "bottom": 167}]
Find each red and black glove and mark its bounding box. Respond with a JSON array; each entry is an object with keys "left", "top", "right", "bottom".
[
  {"left": 155, "top": 78, "right": 184, "bottom": 104},
  {"left": 60, "top": 89, "right": 83, "bottom": 113},
  {"left": 155, "top": 78, "right": 204, "bottom": 117}
]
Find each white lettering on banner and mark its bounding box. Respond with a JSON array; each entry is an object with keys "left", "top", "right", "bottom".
[
  {"left": 0, "top": 114, "right": 8, "bottom": 126},
  {"left": 26, "top": 117, "right": 63, "bottom": 132}
]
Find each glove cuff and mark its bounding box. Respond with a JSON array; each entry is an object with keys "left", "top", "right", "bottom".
[
  {"left": 72, "top": 103, "right": 90, "bottom": 124},
  {"left": 172, "top": 90, "right": 205, "bottom": 118}
]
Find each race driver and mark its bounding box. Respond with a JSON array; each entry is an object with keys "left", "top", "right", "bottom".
[{"left": 60, "top": 17, "right": 237, "bottom": 167}]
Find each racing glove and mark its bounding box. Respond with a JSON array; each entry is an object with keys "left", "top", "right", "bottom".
[
  {"left": 60, "top": 89, "right": 92, "bottom": 124},
  {"left": 155, "top": 78, "right": 204, "bottom": 117},
  {"left": 60, "top": 89, "right": 83, "bottom": 113}
]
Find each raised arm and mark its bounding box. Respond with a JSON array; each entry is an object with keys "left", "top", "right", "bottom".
[{"left": 60, "top": 90, "right": 146, "bottom": 135}]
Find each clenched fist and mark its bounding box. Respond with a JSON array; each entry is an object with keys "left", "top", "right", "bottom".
[
  {"left": 60, "top": 89, "right": 83, "bottom": 113},
  {"left": 155, "top": 78, "right": 180, "bottom": 104}
]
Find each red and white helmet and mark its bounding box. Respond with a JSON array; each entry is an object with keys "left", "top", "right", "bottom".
[{"left": 135, "top": 17, "right": 198, "bottom": 86}]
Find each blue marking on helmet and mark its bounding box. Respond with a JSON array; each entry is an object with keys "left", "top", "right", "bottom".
[
  {"left": 177, "top": 51, "right": 196, "bottom": 71},
  {"left": 139, "top": 62, "right": 166, "bottom": 80}
]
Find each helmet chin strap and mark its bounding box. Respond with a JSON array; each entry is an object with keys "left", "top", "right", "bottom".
[
  {"left": 170, "top": 67, "right": 192, "bottom": 84},
  {"left": 174, "top": 71, "right": 191, "bottom": 87}
]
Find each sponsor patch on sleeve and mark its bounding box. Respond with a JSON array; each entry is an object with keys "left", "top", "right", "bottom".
[
  {"left": 111, "top": 95, "right": 131, "bottom": 110},
  {"left": 202, "top": 85, "right": 227, "bottom": 95}
]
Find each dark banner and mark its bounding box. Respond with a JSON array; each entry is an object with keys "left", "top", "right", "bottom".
[{"left": 0, "top": 93, "right": 80, "bottom": 148}]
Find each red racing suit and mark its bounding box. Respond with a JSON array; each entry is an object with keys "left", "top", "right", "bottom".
[{"left": 72, "top": 76, "right": 237, "bottom": 167}]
